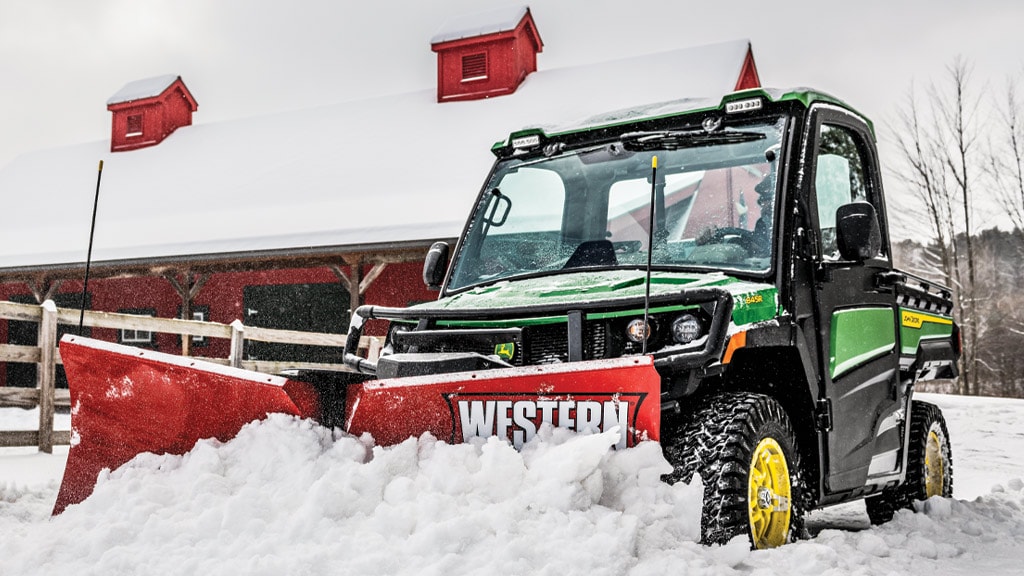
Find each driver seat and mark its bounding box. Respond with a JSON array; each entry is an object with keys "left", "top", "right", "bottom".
[{"left": 564, "top": 240, "right": 618, "bottom": 269}]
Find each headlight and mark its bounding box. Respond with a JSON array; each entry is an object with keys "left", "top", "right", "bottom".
[
  {"left": 626, "top": 318, "right": 654, "bottom": 343},
  {"left": 387, "top": 322, "right": 413, "bottom": 349},
  {"left": 671, "top": 314, "right": 702, "bottom": 344}
]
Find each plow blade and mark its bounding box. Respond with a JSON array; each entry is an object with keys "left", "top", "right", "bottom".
[
  {"left": 55, "top": 335, "right": 661, "bottom": 515},
  {"left": 54, "top": 335, "right": 322, "bottom": 514},
  {"left": 344, "top": 356, "right": 661, "bottom": 449}
]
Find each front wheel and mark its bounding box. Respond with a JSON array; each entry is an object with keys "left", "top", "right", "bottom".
[
  {"left": 865, "top": 400, "right": 953, "bottom": 524},
  {"left": 664, "top": 393, "right": 805, "bottom": 549}
]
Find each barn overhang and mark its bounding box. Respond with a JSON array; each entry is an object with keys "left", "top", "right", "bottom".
[{"left": 0, "top": 237, "right": 456, "bottom": 288}]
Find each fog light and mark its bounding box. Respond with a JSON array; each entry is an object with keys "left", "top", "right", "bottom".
[
  {"left": 671, "top": 314, "right": 702, "bottom": 344},
  {"left": 626, "top": 318, "right": 653, "bottom": 343}
]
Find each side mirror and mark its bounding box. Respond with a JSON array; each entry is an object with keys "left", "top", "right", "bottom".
[
  {"left": 835, "top": 201, "right": 881, "bottom": 262},
  {"left": 422, "top": 241, "right": 450, "bottom": 290}
]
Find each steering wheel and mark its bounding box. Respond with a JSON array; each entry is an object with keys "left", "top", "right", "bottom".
[{"left": 698, "top": 227, "right": 757, "bottom": 253}]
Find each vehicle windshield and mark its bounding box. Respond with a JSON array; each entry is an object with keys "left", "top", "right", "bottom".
[{"left": 447, "top": 116, "right": 787, "bottom": 292}]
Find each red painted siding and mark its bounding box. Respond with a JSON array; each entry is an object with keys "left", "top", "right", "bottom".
[
  {"left": 109, "top": 78, "right": 198, "bottom": 152},
  {"left": 734, "top": 47, "right": 762, "bottom": 91},
  {"left": 0, "top": 261, "right": 435, "bottom": 387},
  {"left": 432, "top": 11, "right": 542, "bottom": 102}
]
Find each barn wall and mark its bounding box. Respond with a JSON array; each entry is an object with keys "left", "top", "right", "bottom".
[
  {"left": 110, "top": 101, "right": 164, "bottom": 151},
  {"left": 0, "top": 261, "right": 435, "bottom": 387},
  {"left": 109, "top": 80, "right": 196, "bottom": 152},
  {"left": 161, "top": 85, "right": 195, "bottom": 135},
  {"left": 513, "top": 21, "right": 539, "bottom": 78},
  {"left": 434, "top": 21, "right": 539, "bottom": 102}
]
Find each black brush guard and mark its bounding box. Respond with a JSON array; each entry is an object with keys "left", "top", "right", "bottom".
[{"left": 343, "top": 287, "right": 734, "bottom": 378}]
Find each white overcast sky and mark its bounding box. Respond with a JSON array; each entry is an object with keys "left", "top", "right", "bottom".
[{"left": 1, "top": 0, "right": 1022, "bottom": 176}]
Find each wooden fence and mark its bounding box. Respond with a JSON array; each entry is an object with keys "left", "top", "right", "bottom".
[{"left": 0, "top": 299, "right": 381, "bottom": 453}]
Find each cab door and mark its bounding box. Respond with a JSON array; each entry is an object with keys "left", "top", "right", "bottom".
[{"left": 806, "top": 106, "right": 903, "bottom": 494}]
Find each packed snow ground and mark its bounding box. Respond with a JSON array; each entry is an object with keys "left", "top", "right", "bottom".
[{"left": 2, "top": 393, "right": 1024, "bottom": 576}]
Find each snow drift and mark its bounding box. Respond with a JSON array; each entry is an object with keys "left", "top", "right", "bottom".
[{"left": 4, "top": 393, "right": 1024, "bottom": 575}]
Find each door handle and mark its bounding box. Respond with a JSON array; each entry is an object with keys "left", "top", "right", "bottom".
[{"left": 874, "top": 271, "right": 905, "bottom": 291}]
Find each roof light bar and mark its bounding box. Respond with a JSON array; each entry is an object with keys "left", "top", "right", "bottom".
[{"left": 725, "top": 97, "right": 763, "bottom": 114}]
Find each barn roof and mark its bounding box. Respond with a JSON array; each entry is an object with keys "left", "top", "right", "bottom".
[
  {"left": 0, "top": 39, "right": 757, "bottom": 280},
  {"left": 106, "top": 74, "right": 181, "bottom": 106},
  {"left": 431, "top": 5, "right": 531, "bottom": 44}
]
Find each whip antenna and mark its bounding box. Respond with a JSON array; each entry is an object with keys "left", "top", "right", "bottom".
[
  {"left": 642, "top": 155, "right": 657, "bottom": 354},
  {"left": 79, "top": 160, "right": 104, "bottom": 334}
]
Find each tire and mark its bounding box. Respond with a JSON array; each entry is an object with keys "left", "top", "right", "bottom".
[
  {"left": 865, "top": 400, "right": 953, "bottom": 525},
  {"left": 663, "top": 392, "right": 805, "bottom": 549}
]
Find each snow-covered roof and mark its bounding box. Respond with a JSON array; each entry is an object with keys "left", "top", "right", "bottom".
[
  {"left": 106, "top": 74, "right": 180, "bottom": 106},
  {"left": 0, "top": 39, "right": 754, "bottom": 273},
  {"left": 431, "top": 5, "right": 530, "bottom": 44}
]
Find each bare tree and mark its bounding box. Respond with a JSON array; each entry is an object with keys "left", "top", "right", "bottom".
[
  {"left": 939, "top": 60, "right": 982, "bottom": 395},
  {"left": 988, "top": 78, "right": 1024, "bottom": 231},
  {"left": 889, "top": 59, "right": 983, "bottom": 395},
  {"left": 891, "top": 85, "right": 958, "bottom": 289}
]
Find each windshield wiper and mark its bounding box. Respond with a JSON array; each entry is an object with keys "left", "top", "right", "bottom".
[{"left": 620, "top": 129, "right": 765, "bottom": 151}]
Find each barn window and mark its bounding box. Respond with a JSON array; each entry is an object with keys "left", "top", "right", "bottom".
[
  {"left": 118, "top": 308, "right": 155, "bottom": 345},
  {"left": 461, "top": 52, "right": 488, "bottom": 81},
  {"left": 126, "top": 114, "right": 143, "bottom": 137}
]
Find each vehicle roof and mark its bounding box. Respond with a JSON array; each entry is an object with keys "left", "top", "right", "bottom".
[{"left": 495, "top": 87, "right": 872, "bottom": 151}]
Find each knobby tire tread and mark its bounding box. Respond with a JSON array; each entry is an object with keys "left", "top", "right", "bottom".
[
  {"left": 865, "top": 400, "right": 953, "bottom": 525},
  {"left": 663, "top": 392, "right": 806, "bottom": 546}
]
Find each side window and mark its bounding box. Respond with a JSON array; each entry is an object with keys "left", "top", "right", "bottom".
[{"left": 814, "top": 123, "right": 870, "bottom": 259}]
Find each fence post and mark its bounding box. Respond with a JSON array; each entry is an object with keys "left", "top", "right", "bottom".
[
  {"left": 229, "top": 320, "right": 245, "bottom": 368},
  {"left": 367, "top": 336, "right": 382, "bottom": 361},
  {"left": 37, "top": 300, "right": 58, "bottom": 453}
]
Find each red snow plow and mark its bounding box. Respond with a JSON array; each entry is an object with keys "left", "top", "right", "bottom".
[{"left": 54, "top": 334, "right": 661, "bottom": 514}]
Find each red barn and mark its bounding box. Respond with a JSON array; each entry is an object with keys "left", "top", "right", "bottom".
[
  {"left": 107, "top": 75, "right": 198, "bottom": 152},
  {"left": 0, "top": 14, "right": 761, "bottom": 389}
]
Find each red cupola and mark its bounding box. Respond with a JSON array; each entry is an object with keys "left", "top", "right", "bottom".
[
  {"left": 107, "top": 75, "right": 198, "bottom": 152},
  {"left": 430, "top": 5, "right": 543, "bottom": 103}
]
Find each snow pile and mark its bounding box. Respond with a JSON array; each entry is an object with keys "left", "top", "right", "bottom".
[
  {"left": 1, "top": 417, "right": 704, "bottom": 576},
  {"left": 4, "top": 393, "right": 1024, "bottom": 575},
  {"left": 794, "top": 489, "right": 1024, "bottom": 574}
]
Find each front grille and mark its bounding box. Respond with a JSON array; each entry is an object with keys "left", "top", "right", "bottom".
[
  {"left": 437, "top": 339, "right": 523, "bottom": 365},
  {"left": 525, "top": 322, "right": 607, "bottom": 364},
  {"left": 392, "top": 320, "right": 612, "bottom": 366}
]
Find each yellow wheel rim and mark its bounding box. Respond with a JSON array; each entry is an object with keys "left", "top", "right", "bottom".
[
  {"left": 924, "top": 430, "right": 945, "bottom": 498},
  {"left": 748, "top": 437, "right": 792, "bottom": 549}
]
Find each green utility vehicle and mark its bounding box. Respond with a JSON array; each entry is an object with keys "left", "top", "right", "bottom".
[{"left": 342, "top": 88, "right": 960, "bottom": 548}]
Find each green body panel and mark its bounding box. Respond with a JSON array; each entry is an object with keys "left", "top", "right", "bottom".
[
  {"left": 898, "top": 308, "right": 955, "bottom": 356},
  {"left": 414, "top": 271, "right": 779, "bottom": 329},
  {"left": 829, "top": 307, "right": 897, "bottom": 379},
  {"left": 729, "top": 286, "right": 778, "bottom": 326}
]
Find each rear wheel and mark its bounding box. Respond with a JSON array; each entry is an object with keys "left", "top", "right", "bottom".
[
  {"left": 865, "top": 400, "right": 953, "bottom": 524},
  {"left": 664, "top": 392, "right": 804, "bottom": 548}
]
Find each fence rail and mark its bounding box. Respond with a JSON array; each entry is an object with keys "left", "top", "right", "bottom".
[{"left": 0, "top": 300, "right": 380, "bottom": 452}]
